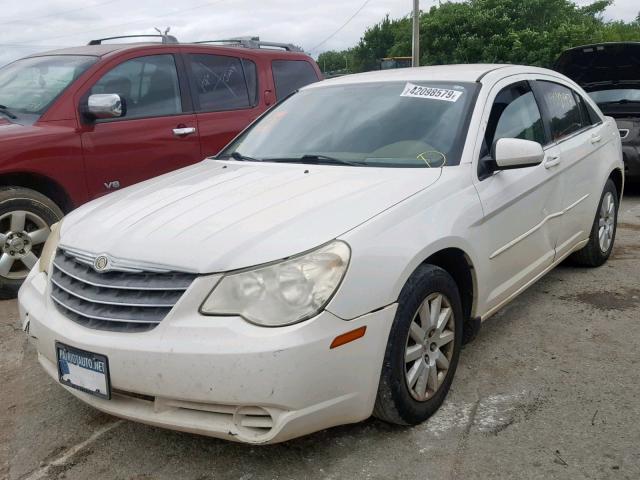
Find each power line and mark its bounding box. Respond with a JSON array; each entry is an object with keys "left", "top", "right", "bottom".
[
  {"left": 309, "top": 0, "right": 374, "bottom": 53},
  {"left": 0, "top": 0, "right": 122, "bottom": 27},
  {"left": 8, "top": 0, "right": 228, "bottom": 46}
]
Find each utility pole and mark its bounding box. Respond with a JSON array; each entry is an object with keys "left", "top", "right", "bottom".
[{"left": 412, "top": 0, "right": 420, "bottom": 67}]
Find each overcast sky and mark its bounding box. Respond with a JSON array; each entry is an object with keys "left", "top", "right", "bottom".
[{"left": 0, "top": 0, "right": 637, "bottom": 66}]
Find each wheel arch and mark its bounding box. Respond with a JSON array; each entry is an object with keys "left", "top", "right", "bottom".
[
  {"left": 609, "top": 168, "right": 623, "bottom": 199},
  {"left": 0, "top": 172, "right": 74, "bottom": 213},
  {"left": 421, "top": 248, "right": 477, "bottom": 328}
]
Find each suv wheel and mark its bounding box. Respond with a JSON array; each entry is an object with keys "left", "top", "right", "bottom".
[
  {"left": 0, "top": 187, "right": 63, "bottom": 299},
  {"left": 571, "top": 178, "right": 618, "bottom": 267},
  {"left": 374, "top": 264, "right": 463, "bottom": 425}
]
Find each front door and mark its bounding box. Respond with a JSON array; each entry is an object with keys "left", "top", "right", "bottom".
[
  {"left": 79, "top": 53, "right": 201, "bottom": 198},
  {"left": 473, "top": 79, "right": 564, "bottom": 315}
]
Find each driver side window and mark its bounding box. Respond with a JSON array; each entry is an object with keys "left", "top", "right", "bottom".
[
  {"left": 90, "top": 54, "right": 182, "bottom": 120},
  {"left": 484, "top": 81, "right": 546, "bottom": 154}
]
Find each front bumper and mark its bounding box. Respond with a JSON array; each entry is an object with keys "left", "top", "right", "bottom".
[{"left": 19, "top": 269, "right": 396, "bottom": 444}]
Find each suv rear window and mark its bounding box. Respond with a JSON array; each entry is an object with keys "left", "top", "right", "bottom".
[
  {"left": 187, "top": 54, "right": 257, "bottom": 112},
  {"left": 272, "top": 60, "right": 318, "bottom": 101}
]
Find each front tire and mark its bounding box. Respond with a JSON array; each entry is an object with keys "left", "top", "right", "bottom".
[
  {"left": 374, "top": 264, "right": 463, "bottom": 425},
  {"left": 571, "top": 178, "right": 618, "bottom": 267},
  {"left": 0, "top": 187, "right": 63, "bottom": 299}
]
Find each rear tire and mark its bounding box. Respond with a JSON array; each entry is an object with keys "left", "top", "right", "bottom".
[
  {"left": 374, "top": 264, "right": 463, "bottom": 425},
  {"left": 0, "top": 187, "right": 63, "bottom": 299},
  {"left": 571, "top": 178, "right": 618, "bottom": 268}
]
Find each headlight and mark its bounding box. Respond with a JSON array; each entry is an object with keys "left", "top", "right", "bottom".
[
  {"left": 39, "top": 220, "right": 62, "bottom": 274},
  {"left": 200, "top": 240, "right": 350, "bottom": 326}
]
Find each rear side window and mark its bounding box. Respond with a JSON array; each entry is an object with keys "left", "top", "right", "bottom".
[
  {"left": 91, "top": 54, "right": 182, "bottom": 120},
  {"left": 272, "top": 60, "right": 318, "bottom": 101},
  {"left": 187, "top": 54, "right": 257, "bottom": 112},
  {"left": 536, "top": 81, "right": 583, "bottom": 141},
  {"left": 484, "top": 81, "right": 546, "bottom": 154},
  {"left": 576, "top": 93, "right": 602, "bottom": 125}
]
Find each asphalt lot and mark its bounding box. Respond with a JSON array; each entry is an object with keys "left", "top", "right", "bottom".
[{"left": 2, "top": 186, "right": 640, "bottom": 480}]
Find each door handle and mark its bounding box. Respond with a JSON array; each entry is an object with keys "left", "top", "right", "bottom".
[
  {"left": 544, "top": 155, "right": 560, "bottom": 169},
  {"left": 172, "top": 126, "right": 196, "bottom": 137},
  {"left": 590, "top": 134, "right": 602, "bottom": 144}
]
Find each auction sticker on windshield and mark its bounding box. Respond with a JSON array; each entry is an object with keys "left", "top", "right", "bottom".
[
  {"left": 400, "top": 83, "right": 463, "bottom": 102},
  {"left": 56, "top": 342, "right": 111, "bottom": 399}
]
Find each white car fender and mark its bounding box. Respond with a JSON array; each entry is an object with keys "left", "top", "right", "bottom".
[{"left": 327, "top": 165, "right": 484, "bottom": 320}]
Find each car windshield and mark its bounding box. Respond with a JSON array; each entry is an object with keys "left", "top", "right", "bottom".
[
  {"left": 589, "top": 89, "right": 640, "bottom": 104},
  {"left": 220, "top": 81, "right": 478, "bottom": 167},
  {"left": 0, "top": 55, "right": 97, "bottom": 117}
]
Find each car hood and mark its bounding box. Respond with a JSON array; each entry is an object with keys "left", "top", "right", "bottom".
[
  {"left": 554, "top": 42, "right": 640, "bottom": 89},
  {"left": 61, "top": 160, "right": 442, "bottom": 273}
]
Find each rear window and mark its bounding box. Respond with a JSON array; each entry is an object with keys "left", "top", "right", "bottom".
[
  {"left": 187, "top": 54, "right": 258, "bottom": 112},
  {"left": 272, "top": 60, "right": 319, "bottom": 101},
  {"left": 536, "top": 81, "right": 583, "bottom": 141}
]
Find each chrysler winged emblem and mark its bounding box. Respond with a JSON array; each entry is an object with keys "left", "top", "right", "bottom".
[{"left": 94, "top": 255, "right": 109, "bottom": 272}]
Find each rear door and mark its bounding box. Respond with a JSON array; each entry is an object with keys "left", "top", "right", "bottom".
[
  {"left": 184, "top": 51, "right": 264, "bottom": 158},
  {"left": 79, "top": 52, "right": 201, "bottom": 198},
  {"left": 532, "top": 79, "right": 606, "bottom": 257}
]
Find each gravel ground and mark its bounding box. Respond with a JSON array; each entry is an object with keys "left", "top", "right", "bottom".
[{"left": 2, "top": 187, "right": 639, "bottom": 480}]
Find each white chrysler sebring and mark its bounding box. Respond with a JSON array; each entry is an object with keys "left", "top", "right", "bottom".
[{"left": 19, "top": 64, "right": 623, "bottom": 444}]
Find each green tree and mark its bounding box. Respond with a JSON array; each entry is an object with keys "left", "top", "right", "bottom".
[
  {"left": 317, "top": 0, "right": 640, "bottom": 72},
  {"left": 317, "top": 50, "right": 349, "bottom": 73}
]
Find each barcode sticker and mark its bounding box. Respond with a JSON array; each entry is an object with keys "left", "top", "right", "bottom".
[{"left": 400, "top": 83, "right": 463, "bottom": 102}]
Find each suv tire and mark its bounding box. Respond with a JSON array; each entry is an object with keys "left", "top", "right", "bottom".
[
  {"left": 374, "top": 264, "right": 463, "bottom": 425},
  {"left": 0, "top": 187, "right": 63, "bottom": 299}
]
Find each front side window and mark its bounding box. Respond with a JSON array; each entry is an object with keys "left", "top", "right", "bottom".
[
  {"left": 272, "top": 60, "right": 319, "bottom": 100},
  {"left": 536, "top": 81, "right": 583, "bottom": 141},
  {"left": 187, "top": 54, "right": 256, "bottom": 112},
  {"left": 220, "top": 81, "right": 478, "bottom": 168},
  {"left": 0, "top": 55, "right": 97, "bottom": 117},
  {"left": 90, "top": 54, "right": 181, "bottom": 120},
  {"left": 484, "top": 81, "right": 546, "bottom": 154}
]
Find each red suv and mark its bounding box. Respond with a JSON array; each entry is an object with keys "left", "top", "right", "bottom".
[{"left": 0, "top": 35, "right": 322, "bottom": 296}]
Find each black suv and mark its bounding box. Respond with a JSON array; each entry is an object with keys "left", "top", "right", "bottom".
[{"left": 555, "top": 42, "right": 640, "bottom": 181}]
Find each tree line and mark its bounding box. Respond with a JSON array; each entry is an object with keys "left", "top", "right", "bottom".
[{"left": 317, "top": 0, "right": 640, "bottom": 74}]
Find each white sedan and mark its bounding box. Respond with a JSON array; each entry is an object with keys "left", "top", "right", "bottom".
[{"left": 19, "top": 64, "right": 623, "bottom": 444}]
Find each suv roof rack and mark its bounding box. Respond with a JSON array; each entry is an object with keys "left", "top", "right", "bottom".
[
  {"left": 194, "top": 36, "right": 303, "bottom": 52},
  {"left": 88, "top": 34, "right": 179, "bottom": 45}
]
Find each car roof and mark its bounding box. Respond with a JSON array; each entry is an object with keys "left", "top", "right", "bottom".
[
  {"left": 26, "top": 42, "right": 311, "bottom": 59},
  {"left": 303, "top": 64, "right": 555, "bottom": 89}
]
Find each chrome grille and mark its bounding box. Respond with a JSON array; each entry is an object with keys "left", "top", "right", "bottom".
[{"left": 50, "top": 249, "right": 196, "bottom": 332}]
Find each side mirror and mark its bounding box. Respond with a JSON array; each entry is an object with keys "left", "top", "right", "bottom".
[
  {"left": 86, "top": 94, "right": 125, "bottom": 120},
  {"left": 492, "top": 138, "right": 544, "bottom": 170}
]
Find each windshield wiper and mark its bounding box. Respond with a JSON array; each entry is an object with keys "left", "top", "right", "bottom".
[
  {"left": 598, "top": 99, "right": 640, "bottom": 105},
  {"left": 269, "top": 154, "right": 365, "bottom": 167},
  {"left": 228, "top": 151, "right": 263, "bottom": 162},
  {"left": 0, "top": 105, "right": 17, "bottom": 119}
]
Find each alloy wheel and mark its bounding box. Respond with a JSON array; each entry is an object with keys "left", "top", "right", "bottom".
[
  {"left": 0, "top": 210, "right": 50, "bottom": 280},
  {"left": 404, "top": 292, "right": 455, "bottom": 402},
  {"left": 598, "top": 191, "right": 615, "bottom": 253}
]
